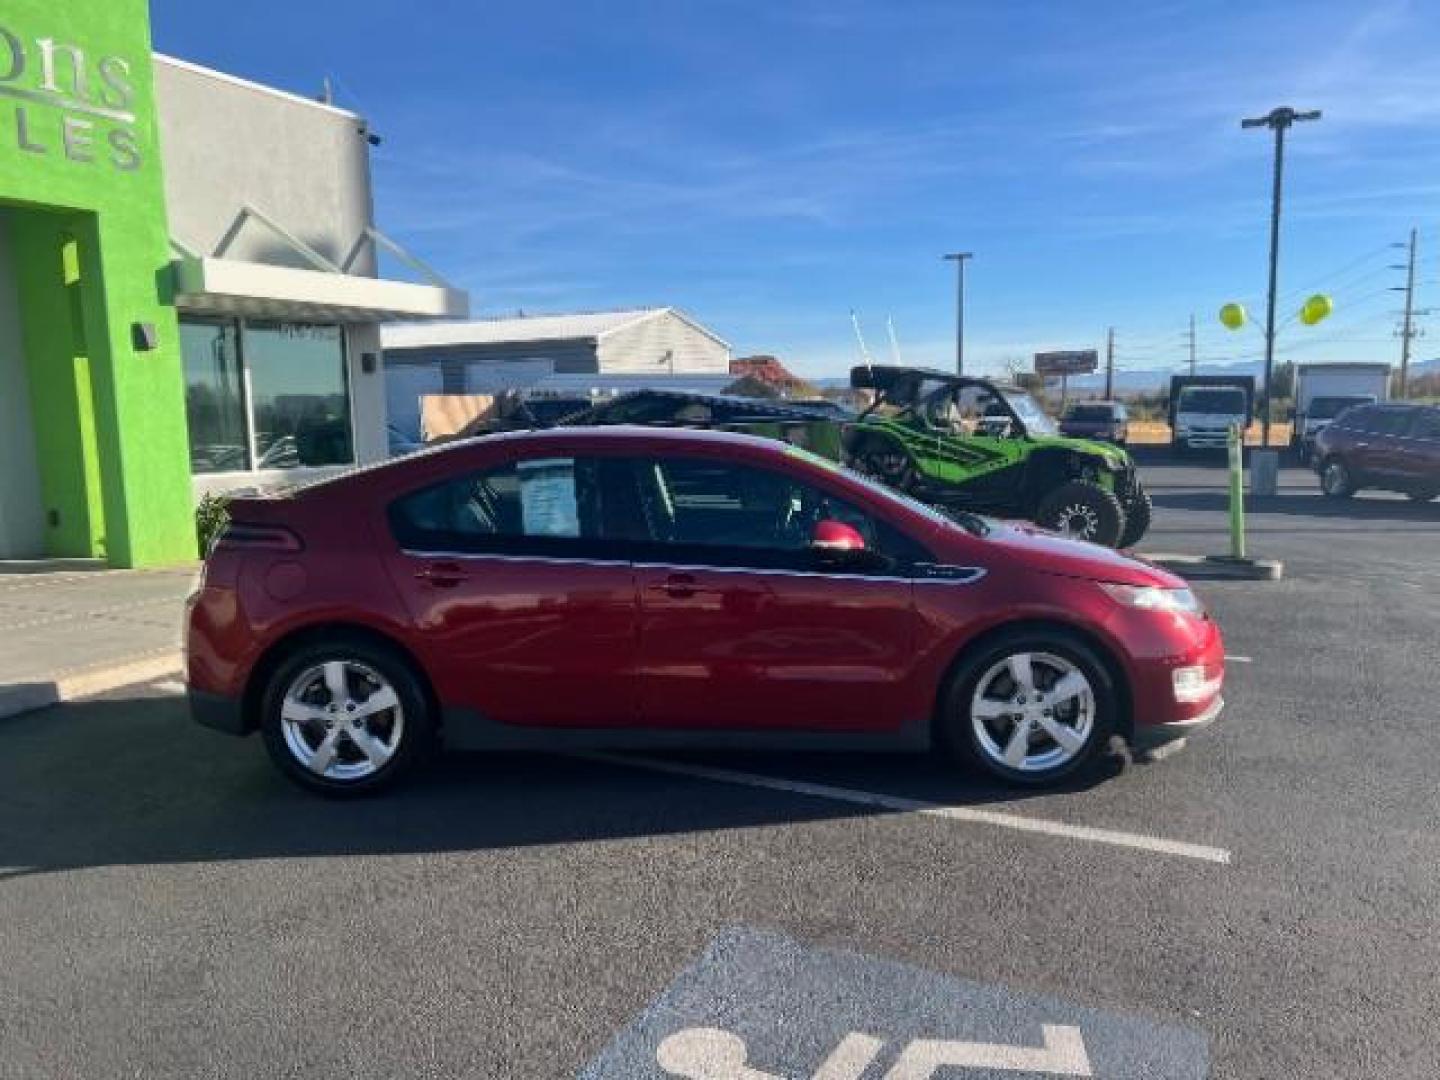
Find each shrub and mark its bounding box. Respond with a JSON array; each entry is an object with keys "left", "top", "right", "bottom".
[{"left": 195, "top": 493, "right": 230, "bottom": 556}]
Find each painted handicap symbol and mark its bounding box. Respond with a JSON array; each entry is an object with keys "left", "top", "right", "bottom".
[{"left": 657, "top": 1023, "right": 1093, "bottom": 1079}]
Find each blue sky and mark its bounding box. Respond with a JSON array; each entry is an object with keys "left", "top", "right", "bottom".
[{"left": 151, "top": 0, "right": 1440, "bottom": 379}]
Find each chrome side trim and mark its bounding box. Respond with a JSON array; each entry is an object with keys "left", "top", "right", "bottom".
[
  {"left": 401, "top": 549, "right": 631, "bottom": 569},
  {"left": 400, "top": 549, "right": 987, "bottom": 585}
]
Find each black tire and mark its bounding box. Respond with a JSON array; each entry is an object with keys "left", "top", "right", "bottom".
[
  {"left": 1034, "top": 480, "right": 1126, "bottom": 547},
  {"left": 1117, "top": 484, "right": 1153, "bottom": 549},
  {"left": 939, "top": 628, "right": 1117, "bottom": 787},
  {"left": 851, "top": 438, "right": 916, "bottom": 491},
  {"left": 1319, "top": 457, "right": 1356, "bottom": 499},
  {"left": 259, "top": 635, "right": 434, "bottom": 797},
  {"left": 1406, "top": 488, "right": 1438, "bottom": 503}
]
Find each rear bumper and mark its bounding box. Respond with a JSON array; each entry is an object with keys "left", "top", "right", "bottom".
[
  {"left": 189, "top": 688, "right": 249, "bottom": 736},
  {"left": 1130, "top": 694, "right": 1224, "bottom": 751}
]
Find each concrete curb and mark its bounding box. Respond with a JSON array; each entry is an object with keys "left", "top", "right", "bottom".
[
  {"left": 0, "top": 651, "right": 183, "bottom": 721},
  {"left": 1140, "top": 553, "right": 1285, "bottom": 581}
]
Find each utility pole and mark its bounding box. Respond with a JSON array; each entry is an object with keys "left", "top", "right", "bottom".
[
  {"left": 942, "top": 253, "right": 973, "bottom": 375},
  {"left": 1392, "top": 227, "right": 1418, "bottom": 398},
  {"left": 1104, "top": 327, "right": 1116, "bottom": 399},
  {"left": 1241, "top": 105, "right": 1322, "bottom": 447},
  {"left": 1186, "top": 313, "right": 1197, "bottom": 376}
]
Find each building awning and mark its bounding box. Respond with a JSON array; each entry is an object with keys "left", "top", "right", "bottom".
[{"left": 172, "top": 256, "right": 470, "bottom": 324}]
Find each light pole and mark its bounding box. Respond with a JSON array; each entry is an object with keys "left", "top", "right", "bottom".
[
  {"left": 1241, "top": 106, "right": 1321, "bottom": 447},
  {"left": 943, "top": 252, "right": 972, "bottom": 375}
]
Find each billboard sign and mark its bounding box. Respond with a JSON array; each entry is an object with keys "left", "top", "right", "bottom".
[{"left": 1035, "top": 350, "right": 1098, "bottom": 376}]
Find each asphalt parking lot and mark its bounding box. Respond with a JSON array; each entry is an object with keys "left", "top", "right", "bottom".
[{"left": 2, "top": 453, "right": 1437, "bottom": 1079}]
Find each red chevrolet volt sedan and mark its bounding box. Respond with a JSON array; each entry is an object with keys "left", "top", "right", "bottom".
[{"left": 186, "top": 427, "right": 1224, "bottom": 795}]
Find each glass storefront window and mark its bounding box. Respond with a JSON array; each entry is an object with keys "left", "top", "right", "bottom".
[
  {"left": 245, "top": 322, "right": 354, "bottom": 470},
  {"left": 180, "top": 318, "right": 355, "bottom": 474},
  {"left": 180, "top": 320, "right": 249, "bottom": 474}
]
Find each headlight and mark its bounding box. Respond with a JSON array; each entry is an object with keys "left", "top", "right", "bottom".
[
  {"left": 1098, "top": 582, "right": 1204, "bottom": 615},
  {"left": 1172, "top": 665, "right": 1223, "bottom": 703}
]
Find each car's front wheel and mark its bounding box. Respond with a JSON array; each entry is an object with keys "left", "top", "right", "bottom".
[
  {"left": 1034, "top": 480, "right": 1125, "bottom": 546},
  {"left": 1320, "top": 457, "right": 1356, "bottom": 499},
  {"left": 941, "top": 631, "right": 1116, "bottom": 786},
  {"left": 1117, "top": 484, "right": 1153, "bottom": 549},
  {"left": 260, "top": 637, "right": 433, "bottom": 797}
]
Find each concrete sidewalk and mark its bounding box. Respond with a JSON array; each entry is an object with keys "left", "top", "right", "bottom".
[{"left": 0, "top": 562, "right": 197, "bottom": 719}]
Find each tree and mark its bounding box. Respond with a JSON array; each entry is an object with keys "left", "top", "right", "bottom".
[{"left": 1271, "top": 361, "right": 1296, "bottom": 401}]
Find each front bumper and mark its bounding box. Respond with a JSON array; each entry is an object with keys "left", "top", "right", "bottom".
[
  {"left": 1130, "top": 693, "right": 1224, "bottom": 751},
  {"left": 189, "top": 688, "right": 249, "bottom": 736},
  {"left": 1177, "top": 431, "right": 1230, "bottom": 449}
]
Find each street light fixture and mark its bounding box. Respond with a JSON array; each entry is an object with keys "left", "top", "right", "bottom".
[
  {"left": 942, "top": 252, "right": 973, "bottom": 375},
  {"left": 1241, "top": 106, "right": 1322, "bottom": 447}
]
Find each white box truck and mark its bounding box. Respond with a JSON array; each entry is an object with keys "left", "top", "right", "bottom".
[
  {"left": 1169, "top": 374, "right": 1256, "bottom": 453},
  {"left": 1292, "top": 363, "right": 1390, "bottom": 463}
]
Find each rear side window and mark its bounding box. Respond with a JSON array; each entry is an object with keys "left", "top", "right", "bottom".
[
  {"left": 1411, "top": 411, "right": 1440, "bottom": 440},
  {"left": 1367, "top": 410, "right": 1413, "bottom": 436},
  {"left": 389, "top": 456, "right": 606, "bottom": 553}
]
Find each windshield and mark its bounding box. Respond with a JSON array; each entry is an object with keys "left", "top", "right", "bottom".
[
  {"left": 1309, "top": 395, "right": 1374, "bottom": 419},
  {"left": 1178, "top": 388, "right": 1246, "bottom": 413},
  {"left": 1003, "top": 392, "right": 1057, "bottom": 435}
]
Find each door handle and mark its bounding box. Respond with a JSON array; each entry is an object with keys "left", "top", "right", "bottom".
[
  {"left": 660, "top": 572, "right": 699, "bottom": 598},
  {"left": 415, "top": 561, "right": 467, "bottom": 588}
]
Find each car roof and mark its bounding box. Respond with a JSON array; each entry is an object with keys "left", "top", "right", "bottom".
[{"left": 850, "top": 364, "right": 1023, "bottom": 395}]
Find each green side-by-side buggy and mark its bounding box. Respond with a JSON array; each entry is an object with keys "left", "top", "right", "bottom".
[{"left": 842, "top": 366, "right": 1151, "bottom": 548}]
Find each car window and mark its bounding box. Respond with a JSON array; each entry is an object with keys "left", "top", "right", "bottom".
[
  {"left": 389, "top": 456, "right": 605, "bottom": 553},
  {"left": 1367, "top": 410, "right": 1412, "bottom": 436},
  {"left": 631, "top": 456, "right": 930, "bottom": 572},
  {"left": 1410, "top": 411, "right": 1440, "bottom": 440}
]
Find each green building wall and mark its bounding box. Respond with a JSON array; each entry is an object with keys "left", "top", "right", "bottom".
[{"left": 0, "top": 0, "right": 196, "bottom": 565}]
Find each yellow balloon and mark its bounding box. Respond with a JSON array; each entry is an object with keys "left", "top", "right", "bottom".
[
  {"left": 1300, "top": 293, "right": 1333, "bottom": 326},
  {"left": 1219, "top": 302, "right": 1247, "bottom": 330}
]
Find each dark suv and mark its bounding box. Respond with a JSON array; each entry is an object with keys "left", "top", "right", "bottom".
[
  {"left": 1059, "top": 401, "right": 1129, "bottom": 445},
  {"left": 1313, "top": 403, "right": 1440, "bottom": 502}
]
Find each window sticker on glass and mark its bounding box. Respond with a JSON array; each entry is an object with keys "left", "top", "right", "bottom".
[{"left": 518, "top": 458, "right": 580, "bottom": 538}]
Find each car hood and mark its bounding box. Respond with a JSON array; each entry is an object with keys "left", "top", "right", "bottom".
[
  {"left": 952, "top": 519, "right": 1182, "bottom": 587},
  {"left": 1030, "top": 434, "right": 1130, "bottom": 467}
]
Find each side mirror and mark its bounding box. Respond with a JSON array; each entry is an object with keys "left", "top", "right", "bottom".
[{"left": 810, "top": 519, "right": 867, "bottom": 553}]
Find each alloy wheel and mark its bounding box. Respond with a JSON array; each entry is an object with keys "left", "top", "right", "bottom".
[
  {"left": 970, "top": 651, "right": 1095, "bottom": 774},
  {"left": 1054, "top": 503, "right": 1101, "bottom": 541},
  {"left": 279, "top": 660, "right": 406, "bottom": 781}
]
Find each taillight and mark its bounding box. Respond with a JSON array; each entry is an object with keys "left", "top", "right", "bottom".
[{"left": 213, "top": 523, "right": 304, "bottom": 553}]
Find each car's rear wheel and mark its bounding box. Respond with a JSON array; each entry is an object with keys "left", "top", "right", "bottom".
[
  {"left": 260, "top": 637, "right": 432, "bottom": 797},
  {"left": 1320, "top": 457, "right": 1356, "bottom": 499},
  {"left": 941, "top": 631, "right": 1116, "bottom": 786},
  {"left": 1118, "top": 484, "right": 1153, "bottom": 548},
  {"left": 1407, "top": 487, "right": 1438, "bottom": 503},
  {"left": 1034, "top": 480, "right": 1125, "bottom": 546},
  {"left": 852, "top": 439, "right": 916, "bottom": 491}
]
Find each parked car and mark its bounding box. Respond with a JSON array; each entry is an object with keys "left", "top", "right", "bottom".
[
  {"left": 1313, "top": 402, "right": 1440, "bottom": 501},
  {"left": 845, "top": 366, "right": 1152, "bottom": 548},
  {"left": 1059, "top": 401, "right": 1129, "bottom": 445},
  {"left": 187, "top": 427, "right": 1225, "bottom": 796}
]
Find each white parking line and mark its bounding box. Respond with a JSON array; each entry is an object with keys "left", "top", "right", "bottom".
[
  {"left": 582, "top": 753, "right": 1232, "bottom": 866},
  {"left": 1225, "top": 655, "right": 1254, "bottom": 664}
]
